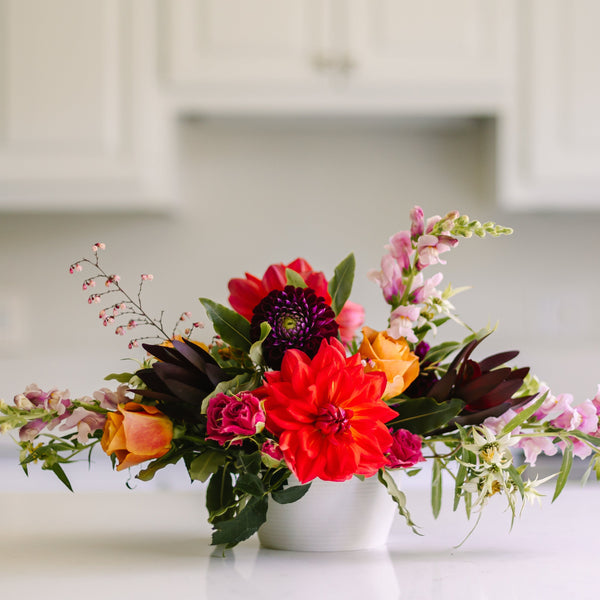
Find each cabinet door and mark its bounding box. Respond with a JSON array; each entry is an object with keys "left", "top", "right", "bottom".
[
  {"left": 500, "top": 0, "right": 600, "bottom": 209},
  {"left": 344, "top": 0, "right": 514, "bottom": 112},
  {"left": 163, "top": 0, "right": 329, "bottom": 90},
  {"left": 0, "top": 0, "right": 171, "bottom": 211}
]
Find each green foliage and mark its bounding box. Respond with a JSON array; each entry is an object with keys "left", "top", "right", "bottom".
[
  {"left": 378, "top": 468, "right": 421, "bottom": 535},
  {"left": 272, "top": 482, "right": 311, "bottom": 504},
  {"left": 499, "top": 392, "right": 547, "bottom": 436},
  {"left": 285, "top": 269, "right": 307, "bottom": 288},
  {"left": 104, "top": 371, "right": 136, "bottom": 384},
  {"left": 17, "top": 434, "right": 102, "bottom": 492},
  {"left": 328, "top": 253, "right": 355, "bottom": 316},
  {"left": 199, "top": 298, "right": 252, "bottom": 352},
  {"left": 552, "top": 440, "right": 573, "bottom": 502},
  {"left": 388, "top": 397, "right": 464, "bottom": 435},
  {"left": 431, "top": 459, "right": 442, "bottom": 518},
  {"left": 188, "top": 450, "right": 227, "bottom": 483},
  {"left": 211, "top": 496, "right": 269, "bottom": 548},
  {"left": 248, "top": 321, "right": 272, "bottom": 366}
]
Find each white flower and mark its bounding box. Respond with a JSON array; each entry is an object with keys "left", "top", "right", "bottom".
[
  {"left": 522, "top": 474, "right": 556, "bottom": 510},
  {"left": 463, "top": 426, "right": 517, "bottom": 469}
]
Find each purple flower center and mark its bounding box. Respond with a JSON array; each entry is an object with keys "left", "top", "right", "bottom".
[
  {"left": 315, "top": 403, "right": 353, "bottom": 436},
  {"left": 250, "top": 286, "right": 339, "bottom": 370}
]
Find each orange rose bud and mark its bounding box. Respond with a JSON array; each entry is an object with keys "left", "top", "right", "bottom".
[
  {"left": 101, "top": 402, "right": 173, "bottom": 471},
  {"left": 359, "top": 326, "right": 419, "bottom": 400}
]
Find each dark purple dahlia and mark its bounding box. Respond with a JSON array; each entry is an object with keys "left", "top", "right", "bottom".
[{"left": 250, "top": 285, "right": 339, "bottom": 370}]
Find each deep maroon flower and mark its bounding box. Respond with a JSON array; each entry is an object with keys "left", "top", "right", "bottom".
[{"left": 250, "top": 286, "right": 339, "bottom": 370}]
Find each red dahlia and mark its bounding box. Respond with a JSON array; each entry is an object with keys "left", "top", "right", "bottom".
[{"left": 259, "top": 338, "right": 396, "bottom": 483}]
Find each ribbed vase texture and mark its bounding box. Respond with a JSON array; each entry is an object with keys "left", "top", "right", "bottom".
[{"left": 258, "top": 475, "right": 396, "bottom": 551}]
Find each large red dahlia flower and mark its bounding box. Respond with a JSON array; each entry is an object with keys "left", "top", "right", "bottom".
[
  {"left": 227, "top": 258, "right": 364, "bottom": 343},
  {"left": 259, "top": 338, "right": 397, "bottom": 483}
]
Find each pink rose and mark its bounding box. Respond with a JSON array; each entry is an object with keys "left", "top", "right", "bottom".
[
  {"left": 386, "top": 428, "right": 425, "bottom": 469},
  {"left": 336, "top": 300, "right": 365, "bottom": 344},
  {"left": 261, "top": 440, "right": 285, "bottom": 467},
  {"left": 206, "top": 392, "right": 265, "bottom": 446}
]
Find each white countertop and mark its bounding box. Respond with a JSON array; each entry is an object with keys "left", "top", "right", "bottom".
[{"left": 0, "top": 481, "right": 597, "bottom": 600}]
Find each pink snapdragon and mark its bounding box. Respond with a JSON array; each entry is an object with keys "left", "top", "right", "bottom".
[
  {"left": 93, "top": 385, "right": 130, "bottom": 411},
  {"left": 416, "top": 234, "right": 458, "bottom": 269},
  {"left": 14, "top": 385, "right": 72, "bottom": 441},
  {"left": 368, "top": 254, "right": 406, "bottom": 304},
  {"left": 409, "top": 206, "right": 425, "bottom": 237},
  {"left": 60, "top": 406, "right": 107, "bottom": 444},
  {"left": 388, "top": 305, "right": 420, "bottom": 343},
  {"left": 519, "top": 436, "right": 559, "bottom": 466},
  {"left": 387, "top": 230, "right": 413, "bottom": 270},
  {"left": 482, "top": 408, "right": 520, "bottom": 436},
  {"left": 498, "top": 388, "right": 600, "bottom": 465},
  {"left": 411, "top": 272, "right": 443, "bottom": 304}
]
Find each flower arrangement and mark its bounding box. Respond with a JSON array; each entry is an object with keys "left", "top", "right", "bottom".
[{"left": 2, "top": 206, "right": 600, "bottom": 549}]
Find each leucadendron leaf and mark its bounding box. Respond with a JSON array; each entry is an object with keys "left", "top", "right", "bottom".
[
  {"left": 388, "top": 397, "right": 464, "bottom": 436},
  {"left": 199, "top": 298, "right": 252, "bottom": 352},
  {"left": 327, "top": 253, "right": 355, "bottom": 316}
]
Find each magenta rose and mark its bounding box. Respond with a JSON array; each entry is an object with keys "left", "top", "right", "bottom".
[
  {"left": 206, "top": 392, "right": 265, "bottom": 446},
  {"left": 386, "top": 428, "right": 425, "bottom": 469},
  {"left": 260, "top": 440, "right": 285, "bottom": 467}
]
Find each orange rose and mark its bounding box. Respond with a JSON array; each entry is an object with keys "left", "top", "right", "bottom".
[
  {"left": 359, "top": 326, "right": 419, "bottom": 400},
  {"left": 101, "top": 402, "right": 173, "bottom": 471}
]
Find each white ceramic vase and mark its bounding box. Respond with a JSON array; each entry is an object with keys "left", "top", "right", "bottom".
[{"left": 257, "top": 475, "right": 396, "bottom": 552}]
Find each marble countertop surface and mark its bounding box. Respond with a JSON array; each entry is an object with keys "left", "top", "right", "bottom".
[{"left": 0, "top": 479, "right": 597, "bottom": 600}]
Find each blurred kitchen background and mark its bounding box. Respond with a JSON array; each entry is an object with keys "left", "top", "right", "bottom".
[{"left": 1, "top": 1, "right": 600, "bottom": 489}]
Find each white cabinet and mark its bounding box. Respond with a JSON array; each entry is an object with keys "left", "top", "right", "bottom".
[
  {"left": 0, "top": 0, "right": 173, "bottom": 212},
  {"left": 499, "top": 0, "right": 600, "bottom": 209},
  {"left": 162, "top": 0, "right": 514, "bottom": 115}
]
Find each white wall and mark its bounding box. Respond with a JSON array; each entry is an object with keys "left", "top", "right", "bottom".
[{"left": 1, "top": 117, "right": 600, "bottom": 485}]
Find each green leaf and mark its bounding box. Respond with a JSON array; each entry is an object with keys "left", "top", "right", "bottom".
[
  {"left": 552, "top": 441, "right": 573, "bottom": 502},
  {"left": 378, "top": 469, "right": 421, "bottom": 535},
  {"left": 285, "top": 269, "right": 307, "bottom": 288},
  {"left": 201, "top": 373, "right": 254, "bottom": 413},
  {"left": 188, "top": 451, "right": 227, "bottom": 483},
  {"left": 422, "top": 341, "right": 461, "bottom": 366},
  {"left": 500, "top": 391, "right": 548, "bottom": 437},
  {"left": 431, "top": 459, "right": 442, "bottom": 518},
  {"left": 327, "top": 253, "right": 355, "bottom": 316},
  {"left": 507, "top": 463, "right": 525, "bottom": 498},
  {"left": 237, "top": 451, "right": 262, "bottom": 476},
  {"left": 104, "top": 371, "right": 135, "bottom": 383},
  {"left": 235, "top": 473, "right": 265, "bottom": 497},
  {"left": 272, "top": 482, "right": 312, "bottom": 504},
  {"left": 453, "top": 461, "right": 467, "bottom": 512},
  {"left": 48, "top": 463, "right": 73, "bottom": 492},
  {"left": 388, "top": 397, "right": 464, "bottom": 435},
  {"left": 137, "top": 448, "right": 186, "bottom": 482},
  {"left": 249, "top": 321, "right": 272, "bottom": 365},
  {"left": 206, "top": 466, "right": 235, "bottom": 523},
  {"left": 211, "top": 495, "right": 269, "bottom": 548},
  {"left": 199, "top": 298, "right": 252, "bottom": 352}
]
